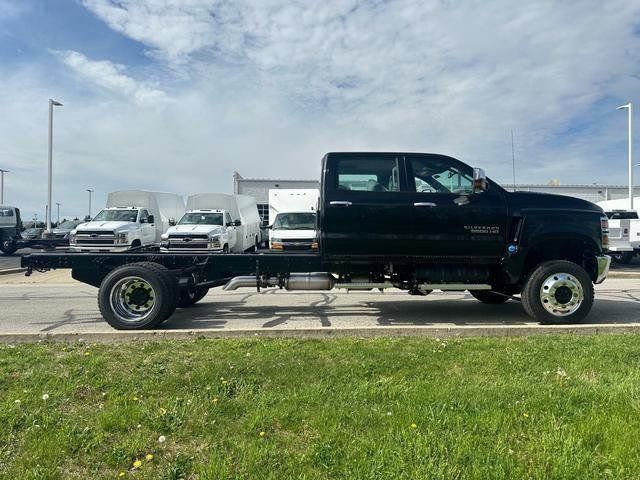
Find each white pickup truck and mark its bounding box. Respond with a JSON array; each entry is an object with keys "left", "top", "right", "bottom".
[
  {"left": 161, "top": 193, "right": 261, "bottom": 253},
  {"left": 70, "top": 190, "right": 185, "bottom": 252},
  {"left": 598, "top": 198, "right": 640, "bottom": 264}
]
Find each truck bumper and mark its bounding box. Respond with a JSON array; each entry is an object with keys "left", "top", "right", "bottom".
[
  {"left": 69, "top": 245, "right": 133, "bottom": 253},
  {"left": 595, "top": 255, "right": 611, "bottom": 284}
]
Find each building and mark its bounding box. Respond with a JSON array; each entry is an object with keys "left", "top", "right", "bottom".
[
  {"left": 233, "top": 172, "right": 319, "bottom": 225},
  {"left": 503, "top": 184, "right": 634, "bottom": 203}
]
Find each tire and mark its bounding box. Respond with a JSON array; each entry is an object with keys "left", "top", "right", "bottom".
[
  {"left": 177, "top": 286, "right": 209, "bottom": 308},
  {"left": 521, "top": 260, "right": 594, "bottom": 324},
  {"left": 223, "top": 244, "right": 229, "bottom": 254},
  {"left": 98, "top": 262, "right": 178, "bottom": 330},
  {"left": 612, "top": 251, "right": 633, "bottom": 265},
  {"left": 469, "top": 290, "right": 510, "bottom": 304},
  {"left": 0, "top": 238, "right": 18, "bottom": 255}
]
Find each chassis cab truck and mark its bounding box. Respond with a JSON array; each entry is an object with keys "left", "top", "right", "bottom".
[
  {"left": 0, "top": 206, "right": 23, "bottom": 255},
  {"left": 23, "top": 152, "right": 611, "bottom": 329}
]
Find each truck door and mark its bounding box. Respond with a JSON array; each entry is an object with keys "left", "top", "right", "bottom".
[
  {"left": 225, "top": 212, "right": 238, "bottom": 251},
  {"left": 139, "top": 209, "right": 156, "bottom": 244},
  {"left": 405, "top": 154, "right": 508, "bottom": 258},
  {"left": 321, "top": 153, "right": 414, "bottom": 256}
]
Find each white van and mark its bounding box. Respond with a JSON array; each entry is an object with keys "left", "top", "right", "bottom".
[{"left": 268, "top": 189, "right": 319, "bottom": 251}]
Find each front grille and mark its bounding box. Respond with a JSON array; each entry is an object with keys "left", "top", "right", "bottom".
[
  {"left": 76, "top": 231, "right": 116, "bottom": 245},
  {"left": 169, "top": 234, "right": 209, "bottom": 240},
  {"left": 283, "top": 238, "right": 313, "bottom": 243},
  {"left": 168, "top": 242, "right": 208, "bottom": 249}
]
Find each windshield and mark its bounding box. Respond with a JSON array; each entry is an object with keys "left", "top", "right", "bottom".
[
  {"left": 92, "top": 209, "right": 139, "bottom": 222},
  {"left": 57, "top": 220, "right": 81, "bottom": 229},
  {"left": 273, "top": 212, "right": 316, "bottom": 230},
  {"left": 178, "top": 212, "right": 224, "bottom": 225}
]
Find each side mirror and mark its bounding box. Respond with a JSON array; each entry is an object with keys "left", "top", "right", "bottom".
[
  {"left": 146, "top": 215, "right": 155, "bottom": 224},
  {"left": 266, "top": 224, "right": 272, "bottom": 229},
  {"left": 84, "top": 215, "right": 91, "bottom": 222},
  {"left": 473, "top": 168, "right": 488, "bottom": 193},
  {"left": 168, "top": 218, "right": 176, "bottom": 226},
  {"left": 234, "top": 219, "right": 241, "bottom": 227}
]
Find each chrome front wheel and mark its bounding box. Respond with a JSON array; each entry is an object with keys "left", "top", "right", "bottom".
[{"left": 539, "top": 273, "right": 584, "bottom": 316}]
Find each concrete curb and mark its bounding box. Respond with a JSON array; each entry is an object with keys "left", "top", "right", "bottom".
[
  {"left": 608, "top": 271, "right": 640, "bottom": 279},
  {"left": 1, "top": 324, "right": 640, "bottom": 344},
  {"left": 0, "top": 268, "right": 26, "bottom": 276}
]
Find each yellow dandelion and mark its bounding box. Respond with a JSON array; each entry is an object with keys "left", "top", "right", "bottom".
[
  {"left": 132, "top": 459, "right": 142, "bottom": 469},
  {"left": 213, "top": 397, "right": 219, "bottom": 403},
  {"left": 118, "top": 472, "right": 125, "bottom": 477},
  {"left": 145, "top": 453, "right": 154, "bottom": 461},
  {"left": 410, "top": 423, "right": 417, "bottom": 429},
  {"left": 222, "top": 380, "right": 228, "bottom": 385},
  {"left": 159, "top": 408, "right": 167, "bottom": 415},
  {"left": 523, "top": 413, "right": 529, "bottom": 418},
  {"left": 84, "top": 351, "right": 90, "bottom": 356},
  {"left": 259, "top": 431, "right": 266, "bottom": 437},
  {"left": 132, "top": 396, "right": 139, "bottom": 401}
]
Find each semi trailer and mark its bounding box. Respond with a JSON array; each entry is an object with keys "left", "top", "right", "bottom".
[{"left": 22, "top": 152, "right": 611, "bottom": 329}]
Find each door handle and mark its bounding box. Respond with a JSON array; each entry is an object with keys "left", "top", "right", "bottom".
[
  {"left": 413, "top": 202, "right": 437, "bottom": 207},
  {"left": 329, "top": 201, "right": 352, "bottom": 207}
]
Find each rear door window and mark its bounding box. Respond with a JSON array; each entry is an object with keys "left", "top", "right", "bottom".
[{"left": 336, "top": 157, "right": 401, "bottom": 192}]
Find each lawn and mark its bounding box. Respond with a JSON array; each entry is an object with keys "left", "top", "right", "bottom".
[{"left": 1, "top": 335, "right": 640, "bottom": 479}]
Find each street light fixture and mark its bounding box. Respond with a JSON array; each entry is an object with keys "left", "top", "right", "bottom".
[
  {"left": 616, "top": 102, "right": 633, "bottom": 210},
  {"left": 46, "top": 99, "right": 63, "bottom": 234},
  {"left": 0, "top": 169, "right": 8, "bottom": 205},
  {"left": 86, "top": 188, "right": 94, "bottom": 219}
]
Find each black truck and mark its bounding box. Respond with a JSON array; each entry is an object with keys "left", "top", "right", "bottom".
[
  {"left": 1, "top": 206, "right": 70, "bottom": 255},
  {"left": 22, "top": 152, "right": 611, "bottom": 329}
]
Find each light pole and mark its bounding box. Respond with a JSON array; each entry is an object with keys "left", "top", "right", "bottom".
[
  {"left": 46, "top": 98, "right": 63, "bottom": 234},
  {"left": 0, "top": 169, "right": 8, "bottom": 204},
  {"left": 86, "top": 188, "right": 94, "bottom": 219},
  {"left": 616, "top": 102, "right": 633, "bottom": 210},
  {"left": 56, "top": 202, "right": 61, "bottom": 224}
]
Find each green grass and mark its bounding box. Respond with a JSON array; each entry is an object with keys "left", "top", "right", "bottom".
[{"left": 1, "top": 335, "right": 640, "bottom": 479}]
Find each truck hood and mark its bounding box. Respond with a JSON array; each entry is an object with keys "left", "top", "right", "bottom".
[
  {"left": 507, "top": 191, "right": 604, "bottom": 214},
  {"left": 75, "top": 221, "right": 137, "bottom": 232},
  {"left": 166, "top": 225, "right": 226, "bottom": 236},
  {"left": 271, "top": 229, "right": 316, "bottom": 239}
]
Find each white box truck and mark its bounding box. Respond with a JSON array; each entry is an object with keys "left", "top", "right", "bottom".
[
  {"left": 161, "top": 193, "right": 261, "bottom": 253},
  {"left": 70, "top": 190, "right": 185, "bottom": 252},
  {"left": 268, "top": 189, "right": 319, "bottom": 251}
]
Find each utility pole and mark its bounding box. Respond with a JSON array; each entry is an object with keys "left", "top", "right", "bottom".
[
  {"left": 511, "top": 130, "right": 516, "bottom": 192},
  {"left": 46, "top": 98, "right": 63, "bottom": 234},
  {"left": 86, "top": 188, "right": 94, "bottom": 219},
  {"left": 616, "top": 103, "right": 633, "bottom": 210},
  {"left": 0, "top": 169, "right": 8, "bottom": 204},
  {"left": 56, "top": 202, "right": 61, "bottom": 224}
]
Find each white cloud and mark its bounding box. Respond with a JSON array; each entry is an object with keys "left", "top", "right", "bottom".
[{"left": 57, "top": 50, "right": 169, "bottom": 106}]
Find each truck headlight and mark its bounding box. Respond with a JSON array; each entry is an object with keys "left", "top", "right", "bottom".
[
  {"left": 115, "top": 232, "right": 128, "bottom": 245},
  {"left": 209, "top": 235, "right": 222, "bottom": 248},
  {"left": 160, "top": 233, "right": 168, "bottom": 241}
]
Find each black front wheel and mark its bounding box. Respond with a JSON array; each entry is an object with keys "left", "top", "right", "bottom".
[
  {"left": 0, "top": 239, "right": 18, "bottom": 255},
  {"left": 521, "top": 260, "right": 594, "bottom": 324},
  {"left": 98, "top": 262, "right": 178, "bottom": 330}
]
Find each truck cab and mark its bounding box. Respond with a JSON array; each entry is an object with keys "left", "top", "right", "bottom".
[
  {"left": 161, "top": 209, "right": 238, "bottom": 252},
  {"left": 70, "top": 207, "right": 156, "bottom": 252},
  {"left": 0, "top": 206, "right": 23, "bottom": 255}
]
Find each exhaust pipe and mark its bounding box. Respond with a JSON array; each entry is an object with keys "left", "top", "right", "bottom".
[
  {"left": 222, "top": 276, "right": 256, "bottom": 291},
  {"left": 223, "top": 273, "right": 334, "bottom": 291}
]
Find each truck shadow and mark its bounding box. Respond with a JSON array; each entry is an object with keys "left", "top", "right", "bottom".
[{"left": 162, "top": 294, "right": 640, "bottom": 330}]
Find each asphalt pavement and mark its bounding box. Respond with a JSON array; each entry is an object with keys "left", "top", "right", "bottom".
[{"left": 0, "top": 271, "right": 638, "bottom": 335}]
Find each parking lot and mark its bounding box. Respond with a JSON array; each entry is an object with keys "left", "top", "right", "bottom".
[{"left": 0, "top": 268, "right": 638, "bottom": 336}]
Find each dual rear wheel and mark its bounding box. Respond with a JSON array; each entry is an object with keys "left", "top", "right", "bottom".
[{"left": 98, "top": 262, "right": 209, "bottom": 330}]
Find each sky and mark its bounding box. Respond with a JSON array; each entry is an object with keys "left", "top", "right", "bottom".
[{"left": 1, "top": 0, "right": 640, "bottom": 220}]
